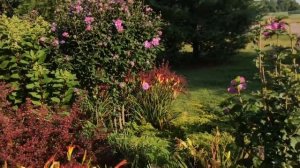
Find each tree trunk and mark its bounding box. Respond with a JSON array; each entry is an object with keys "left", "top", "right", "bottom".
[{"left": 192, "top": 38, "right": 200, "bottom": 59}]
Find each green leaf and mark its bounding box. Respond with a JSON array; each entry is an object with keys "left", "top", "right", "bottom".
[
  {"left": 20, "top": 60, "right": 30, "bottom": 65},
  {"left": 11, "top": 73, "right": 20, "bottom": 79},
  {"left": 0, "top": 60, "right": 9, "bottom": 69},
  {"left": 29, "top": 92, "right": 41, "bottom": 99},
  {"left": 51, "top": 97, "right": 61, "bottom": 103},
  {"left": 32, "top": 100, "right": 42, "bottom": 105},
  {"left": 52, "top": 84, "right": 64, "bottom": 88},
  {"left": 26, "top": 83, "right": 35, "bottom": 89},
  {"left": 37, "top": 50, "right": 46, "bottom": 63}
]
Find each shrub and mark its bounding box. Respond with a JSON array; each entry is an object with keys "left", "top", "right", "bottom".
[
  {"left": 52, "top": 0, "right": 164, "bottom": 95},
  {"left": 0, "top": 97, "right": 93, "bottom": 167},
  {"left": 222, "top": 18, "right": 300, "bottom": 167},
  {"left": 0, "top": 15, "right": 78, "bottom": 106},
  {"left": 130, "top": 64, "right": 186, "bottom": 129},
  {"left": 108, "top": 122, "right": 180, "bottom": 167}
]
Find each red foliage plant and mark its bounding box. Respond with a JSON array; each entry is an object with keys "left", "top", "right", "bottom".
[{"left": 0, "top": 83, "right": 93, "bottom": 167}]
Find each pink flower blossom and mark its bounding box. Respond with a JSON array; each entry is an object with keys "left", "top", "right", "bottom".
[
  {"left": 52, "top": 39, "right": 59, "bottom": 47},
  {"left": 85, "top": 16, "right": 94, "bottom": 25},
  {"left": 60, "top": 40, "right": 66, "bottom": 44},
  {"left": 85, "top": 24, "right": 92, "bottom": 31},
  {"left": 62, "top": 32, "right": 69, "bottom": 38},
  {"left": 74, "top": 5, "right": 83, "bottom": 13},
  {"left": 39, "top": 37, "right": 46, "bottom": 43},
  {"left": 158, "top": 31, "right": 163, "bottom": 36},
  {"left": 51, "top": 23, "right": 57, "bottom": 32},
  {"left": 114, "top": 19, "right": 123, "bottom": 27},
  {"left": 145, "top": 6, "right": 153, "bottom": 13},
  {"left": 119, "top": 82, "right": 126, "bottom": 88},
  {"left": 114, "top": 18, "right": 124, "bottom": 33},
  {"left": 151, "top": 37, "right": 160, "bottom": 46},
  {"left": 144, "top": 41, "right": 152, "bottom": 49},
  {"left": 129, "top": 61, "right": 135, "bottom": 67},
  {"left": 142, "top": 81, "right": 150, "bottom": 90}
]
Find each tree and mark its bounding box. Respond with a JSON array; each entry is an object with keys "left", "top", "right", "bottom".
[{"left": 148, "top": 0, "right": 261, "bottom": 61}]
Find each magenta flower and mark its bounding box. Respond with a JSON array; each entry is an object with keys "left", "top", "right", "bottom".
[
  {"left": 85, "top": 16, "right": 94, "bottom": 25},
  {"left": 142, "top": 81, "right": 150, "bottom": 90},
  {"left": 114, "top": 18, "right": 124, "bottom": 33},
  {"left": 227, "top": 86, "right": 238, "bottom": 94},
  {"left": 85, "top": 24, "right": 92, "bottom": 31},
  {"left": 144, "top": 40, "right": 152, "bottom": 49},
  {"left": 62, "top": 32, "right": 69, "bottom": 38},
  {"left": 151, "top": 37, "right": 161, "bottom": 46},
  {"left": 227, "top": 76, "right": 247, "bottom": 94}
]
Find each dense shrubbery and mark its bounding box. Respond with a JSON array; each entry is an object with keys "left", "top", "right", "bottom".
[
  {"left": 0, "top": 15, "right": 78, "bottom": 106},
  {"left": 53, "top": 0, "right": 164, "bottom": 93},
  {"left": 0, "top": 83, "right": 93, "bottom": 167}
]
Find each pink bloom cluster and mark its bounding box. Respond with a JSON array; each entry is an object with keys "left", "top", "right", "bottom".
[
  {"left": 85, "top": 16, "right": 94, "bottom": 31},
  {"left": 73, "top": 1, "right": 83, "bottom": 14},
  {"left": 144, "top": 37, "right": 161, "bottom": 49},
  {"left": 227, "top": 76, "right": 247, "bottom": 94},
  {"left": 62, "top": 32, "right": 69, "bottom": 38},
  {"left": 51, "top": 23, "right": 57, "bottom": 32},
  {"left": 263, "top": 20, "right": 286, "bottom": 38},
  {"left": 113, "top": 19, "right": 124, "bottom": 33}
]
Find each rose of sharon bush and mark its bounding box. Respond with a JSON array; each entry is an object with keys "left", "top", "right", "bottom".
[{"left": 53, "top": 0, "right": 164, "bottom": 93}]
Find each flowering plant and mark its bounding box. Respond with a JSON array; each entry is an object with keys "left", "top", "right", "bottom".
[
  {"left": 52, "top": 0, "right": 164, "bottom": 95},
  {"left": 130, "top": 64, "right": 185, "bottom": 129},
  {"left": 222, "top": 17, "right": 300, "bottom": 167}
]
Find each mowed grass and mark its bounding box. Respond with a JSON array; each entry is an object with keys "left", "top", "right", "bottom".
[
  {"left": 171, "top": 15, "right": 300, "bottom": 117},
  {"left": 172, "top": 47, "right": 259, "bottom": 116}
]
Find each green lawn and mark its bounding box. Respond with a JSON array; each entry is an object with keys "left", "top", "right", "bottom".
[{"left": 172, "top": 48, "right": 260, "bottom": 116}]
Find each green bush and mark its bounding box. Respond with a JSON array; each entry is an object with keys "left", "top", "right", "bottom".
[
  {"left": 0, "top": 15, "right": 78, "bottom": 106},
  {"left": 53, "top": 0, "right": 164, "bottom": 96},
  {"left": 108, "top": 122, "right": 180, "bottom": 168}
]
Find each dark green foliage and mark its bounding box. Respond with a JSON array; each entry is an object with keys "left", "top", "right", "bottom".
[
  {"left": 261, "top": 0, "right": 300, "bottom": 12},
  {"left": 0, "top": 0, "right": 61, "bottom": 19},
  {"left": 148, "top": 0, "right": 261, "bottom": 61}
]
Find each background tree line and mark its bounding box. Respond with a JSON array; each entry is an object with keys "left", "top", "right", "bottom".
[{"left": 261, "top": 0, "right": 300, "bottom": 12}]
